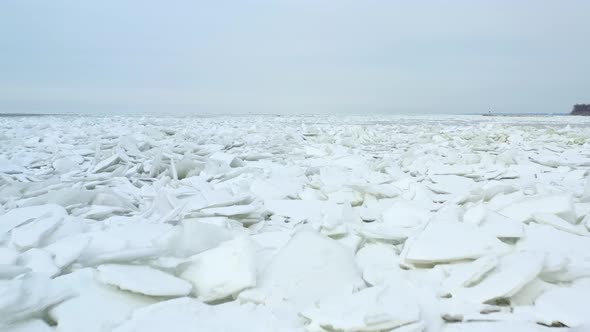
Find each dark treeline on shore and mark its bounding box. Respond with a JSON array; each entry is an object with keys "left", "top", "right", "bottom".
[{"left": 571, "top": 104, "right": 590, "bottom": 115}]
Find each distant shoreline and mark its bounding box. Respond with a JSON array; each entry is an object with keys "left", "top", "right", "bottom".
[
  {"left": 0, "top": 112, "right": 575, "bottom": 118},
  {"left": 0, "top": 113, "right": 68, "bottom": 117},
  {"left": 481, "top": 113, "right": 567, "bottom": 117}
]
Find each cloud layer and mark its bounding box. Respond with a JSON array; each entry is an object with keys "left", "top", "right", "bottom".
[{"left": 1, "top": 0, "right": 589, "bottom": 114}]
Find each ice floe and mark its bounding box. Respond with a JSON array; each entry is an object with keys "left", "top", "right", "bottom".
[
  {"left": 1, "top": 114, "right": 590, "bottom": 330},
  {"left": 97, "top": 264, "right": 192, "bottom": 297},
  {"left": 180, "top": 236, "right": 256, "bottom": 302}
]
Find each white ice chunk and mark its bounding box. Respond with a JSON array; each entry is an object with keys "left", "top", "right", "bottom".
[
  {"left": 11, "top": 215, "right": 62, "bottom": 250},
  {"left": 18, "top": 248, "right": 60, "bottom": 277},
  {"left": 92, "top": 154, "right": 120, "bottom": 173},
  {"left": 1, "top": 319, "right": 53, "bottom": 332},
  {"left": 240, "top": 230, "right": 363, "bottom": 309},
  {"left": 443, "top": 322, "right": 556, "bottom": 332},
  {"left": 404, "top": 221, "right": 510, "bottom": 264},
  {"left": 0, "top": 265, "right": 31, "bottom": 279},
  {"left": 511, "top": 278, "right": 556, "bottom": 306},
  {"left": 356, "top": 243, "right": 399, "bottom": 272},
  {"left": 180, "top": 236, "right": 256, "bottom": 302},
  {"left": 462, "top": 205, "right": 487, "bottom": 225},
  {"left": 0, "top": 274, "right": 74, "bottom": 324},
  {"left": 532, "top": 213, "right": 588, "bottom": 236},
  {"left": 49, "top": 269, "right": 156, "bottom": 332},
  {"left": 208, "top": 151, "right": 244, "bottom": 168},
  {"left": 534, "top": 279, "right": 590, "bottom": 328},
  {"left": 381, "top": 200, "right": 430, "bottom": 228},
  {"left": 498, "top": 194, "right": 575, "bottom": 224},
  {"left": 196, "top": 204, "right": 258, "bottom": 217},
  {"left": 319, "top": 202, "right": 354, "bottom": 234},
  {"left": 428, "top": 175, "right": 475, "bottom": 196},
  {"left": 97, "top": 264, "right": 192, "bottom": 297},
  {"left": 468, "top": 208, "right": 524, "bottom": 239},
  {"left": 301, "top": 285, "right": 420, "bottom": 331},
  {"left": 451, "top": 252, "right": 544, "bottom": 303},
  {"left": 0, "top": 204, "right": 66, "bottom": 239},
  {"left": 84, "top": 247, "right": 163, "bottom": 266},
  {"left": 76, "top": 231, "right": 127, "bottom": 263},
  {"left": 156, "top": 220, "right": 231, "bottom": 258},
  {"left": 517, "top": 224, "right": 590, "bottom": 259},
  {"left": 442, "top": 255, "right": 499, "bottom": 292},
  {"left": 0, "top": 247, "right": 19, "bottom": 265},
  {"left": 359, "top": 222, "right": 416, "bottom": 242},
  {"left": 113, "top": 297, "right": 298, "bottom": 332},
  {"left": 44, "top": 235, "right": 90, "bottom": 268},
  {"left": 264, "top": 199, "right": 325, "bottom": 224}
]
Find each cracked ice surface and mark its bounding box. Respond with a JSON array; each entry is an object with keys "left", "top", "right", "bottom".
[{"left": 1, "top": 114, "right": 590, "bottom": 331}]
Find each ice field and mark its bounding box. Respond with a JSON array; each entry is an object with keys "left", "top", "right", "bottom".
[{"left": 1, "top": 114, "right": 590, "bottom": 331}]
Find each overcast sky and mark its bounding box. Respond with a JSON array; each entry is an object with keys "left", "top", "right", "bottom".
[{"left": 1, "top": 1, "right": 589, "bottom": 114}]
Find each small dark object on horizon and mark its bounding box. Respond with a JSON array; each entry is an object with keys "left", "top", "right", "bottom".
[{"left": 571, "top": 104, "right": 590, "bottom": 116}]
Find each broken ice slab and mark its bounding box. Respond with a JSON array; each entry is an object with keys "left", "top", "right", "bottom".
[
  {"left": 0, "top": 265, "right": 31, "bottom": 279},
  {"left": 428, "top": 164, "right": 474, "bottom": 176},
  {"left": 97, "top": 264, "right": 192, "bottom": 297},
  {"left": 0, "top": 247, "right": 19, "bottom": 265},
  {"left": 532, "top": 213, "right": 589, "bottom": 236},
  {"left": 358, "top": 223, "right": 417, "bottom": 243},
  {"left": 300, "top": 285, "right": 420, "bottom": 332},
  {"left": 73, "top": 205, "right": 129, "bottom": 220},
  {"left": 43, "top": 235, "right": 90, "bottom": 268},
  {"left": 112, "top": 297, "right": 296, "bottom": 332},
  {"left": 319, "top": 201, "right": 355, "bottom": 234},
  {"left": 450, "top": 252, "right": 544, "bottom": 304},
  {"left": 427, "top": 175, "right": 476, "bottom": 196},
  {"left": 356, "top": 242, "right": 400, "bottom": 273},
  {"left": 463, "top": 206, "right": 524, "bottom": 239},
  {"left": 356, "top": 243, "right": 412, "bottom": 286},
  {"left": 439, "top": 298, "right": 513, "bottom": 324},
  {"left": 348, "top": 183, "right": 402, "bottom": 199},
  {"left": 18, "top": 248, "right": 61, "bottom": 277},
  {"left": 239, "top": 230, "right": 364, "bottom": 309},
  {"left": 0, "top": 274, "right": 75, "bottom": 324},
  {"left": 91, "top": 154, "right": 121, "bottom": 173},
  {"left": 183, "top": 191, "right": 252, "bottom": 212},
  {"left": 193, "top": 204, "right": 258, "bottom": 218},
  {"left": 498, "top": 194, "right": 576, "bottom": 224},
  {"left": 0, "top": 159, "right": 24, "bottom": 174},
  {"left": 403, "top": 220, "right": 510, "bottom": 265},
  {"left": 49, "top": 269, "right": 157, "bottom": 332},
  {"left": 381, "top": 200, "right": 431, "bottom": 228},
  {"left": 0, "top": 204, "right": 67, "bottom": 239},
  {"left": 442, "top": 321, "right": 555, "bottom": 332},
  {"left": 250, "top": 178, "right": 301, "bottom": 200},
  {"left": 52, "top": 157, "right": 82, "bottom": 174},
  {"left": 533, "top": 278, "right": 590, "bottom": 328},
  {"left": 19, "top": 188, "right": 138, "bottom": 211},
  {"left": 155, "top": 219, "right": 232, "bottom": 258},
  {"left": 263, "top": 199, "right": 326, "bottom": 224},
  {"left": 208, "top": 151, "right": 244, "bottom": 168},
  {"left": 510, "top": 278, "right": 557, "bottom": 306},
  {"left": 179, "top": 236, "right": 256, "bottom": 302},
  {"left": 517, "top": 224, "right": 590, "bottom": 259},
  {"left": 239, "top": 152, "right": 273, "bottom": 161},
  {"left": 479, "top": 183, "right": 518, "bottom": 201},
  {"left": 1, "top": 319, "right": 54, "bottom": 332},
  {"left": 441, "top": 255, "right": 499, "bottom": 292},
  {"left": 83, "top": 248, "right": 164, "bottom": 266},
  {"left": 11, "top": 215, "right": 62, "bottom": 250}
]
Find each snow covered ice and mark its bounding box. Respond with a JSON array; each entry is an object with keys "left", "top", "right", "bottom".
[{"left": 1, "top": 114, "right": 590, "bottom": 331}]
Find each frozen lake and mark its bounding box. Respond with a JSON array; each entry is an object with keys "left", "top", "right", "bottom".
[{"left": 1, "top": 114, "right": 590, "bottom": 331}]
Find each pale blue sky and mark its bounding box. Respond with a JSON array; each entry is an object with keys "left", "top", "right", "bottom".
[{"left": 1, "top": 1, "right": 589, "bottom": 114}]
